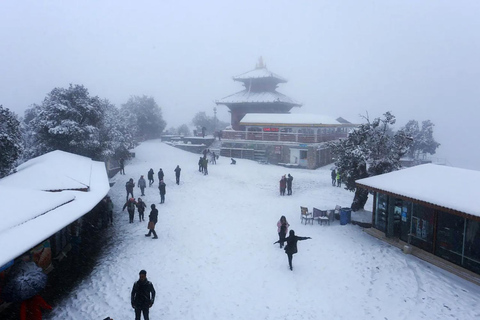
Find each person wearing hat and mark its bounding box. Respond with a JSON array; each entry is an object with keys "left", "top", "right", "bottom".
[{"left": 131, "top": 269, "right": 156, "bottom": 320}]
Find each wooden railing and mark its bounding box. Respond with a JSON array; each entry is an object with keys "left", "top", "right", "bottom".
[{"left": 222, "top": 130, "right": 347, "bottom": 143}]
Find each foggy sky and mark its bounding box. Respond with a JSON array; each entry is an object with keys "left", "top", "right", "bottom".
[{"left": 1, "top": 1, "right": 479, "bottom": 170}]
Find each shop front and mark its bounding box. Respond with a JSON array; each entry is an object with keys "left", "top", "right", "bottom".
[{"left": 356, "top": 164, "right": 480, "bottom": 275}]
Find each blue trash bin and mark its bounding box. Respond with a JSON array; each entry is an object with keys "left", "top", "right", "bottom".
[{"left": 340, "top": 208, "right": 352, "bottom": 225}]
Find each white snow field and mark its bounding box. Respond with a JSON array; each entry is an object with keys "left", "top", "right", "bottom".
[{"left": 47, "top": 139, "right": 480, "bottom": 320}]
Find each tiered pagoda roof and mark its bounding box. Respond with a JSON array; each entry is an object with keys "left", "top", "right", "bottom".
[{"left": 216, "top": 58, "right": 301, "bottom": 130}]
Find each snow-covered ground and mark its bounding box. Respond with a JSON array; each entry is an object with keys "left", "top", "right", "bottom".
[{"left": 47, "top": 139, "right": 480, "bottom": 320}]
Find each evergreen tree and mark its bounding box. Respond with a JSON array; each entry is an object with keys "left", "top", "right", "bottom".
[
  {"left": 0, "top": 105, "right": 23, "bottom": 178},
  {"left": 120, "top": 95, "right": 166, "bottom": 141},
  {"left": 177, "top": 124, "right": 191, "bottom": 136},
  {"left": 98, "top": 99, "right": 137, "bottom": 160},
  {"left": 402, "top": 120, "right": 440, "bottom": 159},
  {"left": 23, "top": 84, "right": 104, "bottom": 159},
  {"left": 191, "top": 111, "right": 228, "bottom": 134},
  {"left": 329, "top": 112, "right": 413, "bottom": 211}
]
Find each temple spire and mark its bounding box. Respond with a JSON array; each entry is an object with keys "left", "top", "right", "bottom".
[{"left": 255, "top": 56, "right": 265, "bottom": 69}]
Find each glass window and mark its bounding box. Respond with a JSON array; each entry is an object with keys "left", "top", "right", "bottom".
[
  {"left": 435, "top": 211, "right": 464, "bottom": 265},
  {"left": 300, "top": 150, "right": 307, "bottom": 160},
  {"left": 464, "top": 219, "right": 480, "bottom": 274},
  {"left": 375, "top": 193, "right": 387, "bottom": 232},
  {"left": 410, "top": 204, "right": 434, "bottom": 252}
]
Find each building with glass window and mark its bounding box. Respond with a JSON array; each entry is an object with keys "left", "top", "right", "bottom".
[{"left": 356, "top": 164, "right": 480, "bottom": 275}]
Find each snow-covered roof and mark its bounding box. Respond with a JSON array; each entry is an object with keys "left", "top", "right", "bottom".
[
  {"left": 240, "top": 113, "right": 343, "bottom": 126},
  {"left": 216, "top": 90, "right": 300, "bottom": 105},
  {"left": 0, "top": 150, "right": 110, "bottom": 268},
  {"left": 1, "top": 150, "right": 92, "bottom": 191},
  {"left": 356, "top": 164, "right": 480, "bottom": 217},
  {"left": 233, "top": 67, "right": 287, "bottom": 83}
]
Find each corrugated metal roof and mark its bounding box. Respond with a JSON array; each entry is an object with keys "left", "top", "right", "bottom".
[
  {"left": 216, "top": 90, "right": 300, "bottom": 105},
  {"left": 356, "top": 164, "right": 480, "bottom": 217}
]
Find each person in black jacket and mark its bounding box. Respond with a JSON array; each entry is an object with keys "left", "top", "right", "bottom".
[
  {"left": 123, "top": 198, "right": 137, "bottom": 223},
  {"left": 158, "top": 180, "right": 166, "bottom": 204},
  {"left": 274, "top": 230, "right": 311, "bottom": 271},
  {"left": 147, "top": 168, "right": 154, "bottom": 187},
  {"left": 145, "top": 204, "right": 158, "bottom": 239},
  {"left": 126, "top": 178, "right": 135, "bottom": 201},
  {"left": 131, "top": 269, "right": 156, "bottom": 320},
  {"left": 157, "top": 168, "right": 164, "bottom": 182},
  {"left": 136, "top": 198, "right": 146, "bottom": 222},
  {"left": 286, "top": 174, "right": 293, "bottom": 195},
  {"left": 174, "top": 165, "right": 181, "bottom": 185}
]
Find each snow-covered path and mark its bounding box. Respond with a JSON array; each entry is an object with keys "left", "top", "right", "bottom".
[{"left": 47, "top": 140, "right": 480, "bottom": 320}]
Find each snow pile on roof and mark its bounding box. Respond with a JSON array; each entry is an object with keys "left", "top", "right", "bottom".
[
  {"left": 233, "top": 67, "right": 287, "bottom": 83},
  {"left": 217, "top": 90, "right": 300, "bottom": 105},
  {"left": 2, "top": 150, "right": 92, "bottom": 191},
  {"left": 356, "top": 163, "right": 480, "bottom": 217},
  {"left": 0, "top": 150, "right": 110, "bottom": 268},
  {"left": 240, "top": 113, "right": 342, "bottom": 125}
]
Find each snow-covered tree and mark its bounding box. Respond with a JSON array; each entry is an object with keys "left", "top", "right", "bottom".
[
  {"left": 0, "top": 105, "right": 23, "bottom": 178},
  {"left": 402, "top": 120, "right": 440, "bottom": 159},
  {"left": 120, "top": 95, "right": 166, "bottom": 141},
  {"left": 329, "top": 112, "right": 413, "bottom": 211},
  {"left": 24, "top": 84, "right": 117, "bottom": 160},
  {"left": 98, "top": 99, "right": 137, "bottom": 160},
  {"left": 177, "top": 124, "right": 191, "bottom": 137},
  {"left": 191, "top": 111, "right": 229, "bottom": 134}
]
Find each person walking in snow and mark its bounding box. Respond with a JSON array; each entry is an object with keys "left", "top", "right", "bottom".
[
  {"left": 126, "top": 178, "right": 135, "bottom": 201},
  {"left": 138, "top": 175, "right": 147, "bottom": 196},
  {"left": 158, "top": 180, "right": 166, "bottom": 204},
  {"left": 211, "top": 151, "right": 217, "bottom": 164},
  {"left": 131, "top": 269, "right": 156, "bottom": 320},
  {"left": 136, "top": 197, "right": 147, "bottom": 222},
  {"left": 276, "top": 216, "right": 290, "bottom": 248},
  {"left": 157, "top": 168, "right": 164, "bottom": 182},
  {"left": 203, "top": 158, "right": 208, "bottom": 175},
  {"left": 123, "top": 197, "right": 137, "bottom": 223},
  {"left": 286, "top": 173, "right": 293, "bottom": 195},
  {"left": 106, "top": 196, "right": 114, "bottom": 225},
  {"left": 145, "top": 204, "right": 159, "bottom": 239},
  {"left": 198, "top": 156, "right": 204, "bottom": 173},
  {"left": 174, "top": 165, "right": 181, "bottom": 185},
  {"left": 331, "top": 169, "right": 336, "bottom": 186},
  {"left": 147, "top": 168, "right": 154, "bottom": 187},
  {"left": 279, "top": 175, "right": 286, "bottom": 196},
  {"left": 119, "top": 158, "right": 125, "bottom": 175},
  {"left": 274, "top": 230, "right": 311, "bottom": 271},
  {"left": 336, "top": 171, "right": 341, "bottom": 187}
]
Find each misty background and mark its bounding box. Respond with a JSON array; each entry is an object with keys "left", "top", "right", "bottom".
[{"left": 1, "top": 0, "right": 479, "bottom": 170}]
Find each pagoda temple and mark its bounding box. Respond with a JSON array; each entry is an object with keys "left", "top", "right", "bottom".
[{"left": 216, "top": 58, "right": 301, "bottom": 130}]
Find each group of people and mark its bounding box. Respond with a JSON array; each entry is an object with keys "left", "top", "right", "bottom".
[
  {"left": 279, "top": 173, "right": 294, "bottom": 196},
  {"left": 331, "top": 169, "right": 341, "bottom": 187},
  {"left": 274, "top": 215, "right": 311, "bottom": 270},
  {"left": 198, "top": 149, "right": 218, "bottom": 175}
]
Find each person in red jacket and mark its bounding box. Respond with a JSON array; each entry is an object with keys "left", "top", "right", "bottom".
[{"left": 20, "top": 294, "right": 52, "bottom": 320}]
